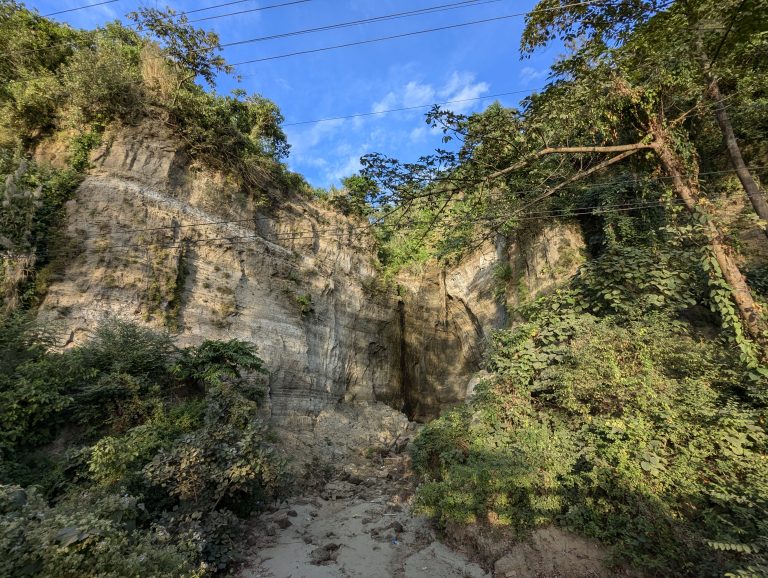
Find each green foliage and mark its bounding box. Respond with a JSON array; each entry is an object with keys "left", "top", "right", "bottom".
[
  {"left": 0, "top": 315, "right": 75, "bottom": 457},
  {"left": 327, "top": 174, "right": 376, "bottom": 217},
  {"left": 144, "top": 417, "right": 281, "bottom": 515},
  {"left": 0, "top": 318, "right": 281, "bottom": 574},
  {"left": 0, "top": 2, "right": 289, "bottom": 197},
  {"left": 412, "top": 249, "right": 768, "bottom": 576},
  {"left": 68, "top": 130, "right": 102, "bottom": 172},
  {"left": 60, "top": 32, "right": 142, "bottom": 126},
  {"left": 0, "top": 486, "right": 203, "bottom": 578},
  {"left": 573, "top": 244, "right": 700, "bottom": 315},
  {"left": 295, "top": 293, "right": 313, "bottom": 316},
  {"left": 0, "top": 154, "right": 83, "bottom": 313},
  {"left": 128, "top": 7, "right": 229, "bottom": 88},
  {"left": 174, "top": 338, "right": 266, "bottom": 386}
]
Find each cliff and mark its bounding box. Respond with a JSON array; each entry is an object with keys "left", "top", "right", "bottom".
[{"left": 36, "top": 124, "right": 584, "bottom": 422}]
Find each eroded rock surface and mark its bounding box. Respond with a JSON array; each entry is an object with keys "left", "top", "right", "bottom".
[
  {"left": 38, "top": 124, "right": 403, "bottom": 419},
  {"left": 37, "top": 123, "right": 584, "bottom": 422},
  {"left": 398, "top": 227, "right": 584, "bottom": 421}
]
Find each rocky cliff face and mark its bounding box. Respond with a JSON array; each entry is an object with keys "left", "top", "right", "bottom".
[
  {"left": 397, "top": 226, "right": 584, "bottom": 421},
  {"left": 37, "top": 124, "right": 583, "bottom": 423}
]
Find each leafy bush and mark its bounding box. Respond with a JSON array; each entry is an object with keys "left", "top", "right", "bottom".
[
  {"left": 0, "top": 156, "right": 83, "bottom": 313},
  {"left": 0, "top": 3, "right": 290, "bottom": 197},
  {"left": 0, "top": 319, "right": 282, "bottom": 575},
  {"left": 327, "top": 174, "right": 376, "bottom": 217},
  {"left": 60, "top": 31, "right": 143, "bottom": 126},
  {"left": 412, "top": 248, "right": 768, "bottom": 577},
  {"left": 77, "top": 319, "right": 176, "bottom": 381},
  {"left": 0, "top": 485, "right": 203, "bottom": 578},
  {"left": 0, "top": 315, "right": 74, "bottom": 456}
]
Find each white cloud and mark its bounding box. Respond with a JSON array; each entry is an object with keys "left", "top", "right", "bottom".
[
  {"left": 372, "top": 92, "right": 397, "bottom": 113},
  {"left": 402, "top": 81, "right": 435, "bottom": 107},
  {"left": 289, "top": 70, "right": 492, "bottom": 187},
  {"left": 324, "top": 154, "right": 362, "bottom": 184},
  {"left": 409, "top": 126, "right": 427, "bottom": 141},
  {"left": 437, "top": 72, "right": 490, "bottom": 113},
  {"left": 287, "top": 118, "right": 345, "bottom": 154},
  {"left": 369, "top": 71, "right": 489, "bottom": 116},
  {"left": 519, "top": 66, "right": 548, "bottom": 85},
  {"left": 438, "top": 71, "right": 473, "bottom": 98}
]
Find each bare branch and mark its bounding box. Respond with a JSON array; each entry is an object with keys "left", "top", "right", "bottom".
[
  {"left": 511, "top": 147, "right": 646, "bottom": 216},
  {"left": 484, "top": 142, "right": 654, "bottom": 182}
]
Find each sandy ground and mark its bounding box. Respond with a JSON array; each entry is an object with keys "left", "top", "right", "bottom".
[
  {"left": 235, "top": 403, "right": 488, "bottom": 578},
  {"left": 235, "top": 402, "right": 618, "bottom": 578},
  {"left": 238, "top": 420, "right": 490, "bottom": 578}
]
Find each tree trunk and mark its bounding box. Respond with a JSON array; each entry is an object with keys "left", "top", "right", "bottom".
[
  {"left": 707, "top": 78, "right": 768, "bottom": 236},
  {"left": 650, "top": 122, "right": 765, "bottom": 342},
  {"left": 688, "top": 21, "right": 768, "bottom": 236}
]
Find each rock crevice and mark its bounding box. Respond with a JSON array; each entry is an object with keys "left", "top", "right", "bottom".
[{"left": 37, "top": 124, "right": 584, "bottom": 423}]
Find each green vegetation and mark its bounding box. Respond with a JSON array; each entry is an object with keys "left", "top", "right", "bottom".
[
  {"left": 1, "top": 0, "right": 767, "bottom": 576},
  {"left": 295, "top": 292, "right": 313, "bottom": 316},
  {"left": 413, "top": 247, "right": 767, "bottom": 576},
  {"left": 0, "top": 3, "right": 289, "bottom": 176},
  {"left": 0, "top": 1, "right": 293, "bottom": 319},
  {"left": 0, "top": 152, "right": 83, "bottom": 313},
  {"left": 359, "top": 0, "right": 768, "bottom": 576},
  {"left": 0, "top": 318, "right": 283, "bottom": 575}
]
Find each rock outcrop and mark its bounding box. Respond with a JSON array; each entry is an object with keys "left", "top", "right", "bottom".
[
  {"left": 37, "top": 123, "right": 584, "bottom": 423},
  {"left": 398, "top": 226, "right": 584, "bottom": 421}
]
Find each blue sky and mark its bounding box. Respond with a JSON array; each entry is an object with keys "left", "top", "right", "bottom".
[{"left": 27, "top": 0, "right": 560, "bottom": 188}]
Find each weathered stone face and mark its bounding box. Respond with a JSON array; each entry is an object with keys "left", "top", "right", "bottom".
[
  {"left": 37, "top": 124, "right": 584, "bottom": 424},
  {"left": 397, "top": 226, "right": 585, "bottom": 422}
]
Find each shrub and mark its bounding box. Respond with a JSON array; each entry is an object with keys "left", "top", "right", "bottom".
[
  {"left": 60, "top": 32, "right": 143, "bottom": 126},
  {"left": 76, "top": 319, "right": 176, "bottom": 380},
  {"left": 413, "top": 248, "right": 768, "bottom": 576},
  {"left": 0, "top": 318, "right": 281, "bottom": 574},
  {"left": 0, "top": 485, "right": 203, "bottom": 578}
]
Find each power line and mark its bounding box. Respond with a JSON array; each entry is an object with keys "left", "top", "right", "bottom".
[
  {"left": 185, "top": 0, "right": 311, "bottom": 17},
  {"left": 230, "top": 8, "right": 570, "bottom": 65},
  {"left": 70, "top": 168, "right": 752, "bottom": 237},
  {"left": 66, "top": 199, "right": 696, "bottom": 256},
  {"left": 20, "top": 200, "right": 636, "bottom": 259},
  {"left": 228, "top": 0, "right": 633, "bottom": 66},
  {"left": 20, "top": 192, "right": 747, "bottom": 263},
  {"left": 7, "top": 0, "right": 310, "bottom": 57},
  {"left": 215, "top": 0, "right": 505, "bottom": 38},
  {"left": 42, "top": 0, "right": 120, "bottom": 17},
  {"left": 19, "top": 165, "right": 767, "bottom": 265}
]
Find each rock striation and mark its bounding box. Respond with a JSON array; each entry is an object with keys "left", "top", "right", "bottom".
[{"left": 37, "top": 123, "right": 584, "bottom": 423}]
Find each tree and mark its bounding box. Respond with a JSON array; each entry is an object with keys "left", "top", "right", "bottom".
[
  {"left": 362, "top": 37, "right": 766, "bottom": 355},
  {"left": 521, "top": 0, "right": 768, "bottom": 233},
  {"left": 128, "top": 7, "right": 231, "bottom": 92}
]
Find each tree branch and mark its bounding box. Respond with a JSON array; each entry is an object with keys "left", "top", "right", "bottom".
[
  {"left": 511, "top": 147, "right": 645, "bottom": 216},
  {"left": 484, "top": 142, "right": 654, "bottom": 181}
]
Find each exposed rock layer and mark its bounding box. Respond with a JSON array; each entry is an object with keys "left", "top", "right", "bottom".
[{"left": 38, "top": 124, "right": 583, "bottom": 422}]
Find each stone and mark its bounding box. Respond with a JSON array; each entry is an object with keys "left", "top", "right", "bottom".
[
  {"left": 273, "top": 515, "right": 292, "bottom": 529},
  {"left": 309, "top": 543, "right": 340, "bottom": 565},
  {"left": 386, "top": 521, "right": 404, "bottom": 534},
  {"left": 36, "top": 122, "right": 584, "bottom": 425}
]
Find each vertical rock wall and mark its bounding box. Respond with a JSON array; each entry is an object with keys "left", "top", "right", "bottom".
[
  {"left": 38, "top": 123, "right": 403, "bottom": 421},
  {"left": 397, "top": 227, "right": 585, "bottom": 422},
  {"left": 36, "top": 123, "right": 584, "bottom": 424}
]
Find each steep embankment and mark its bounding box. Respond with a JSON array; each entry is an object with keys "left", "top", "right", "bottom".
[
  {"left": 36, "top": 122, "right": 584, "bottom": 423},
  {"left": 27, "top": 124, "right": 620, "bottom": 577}
]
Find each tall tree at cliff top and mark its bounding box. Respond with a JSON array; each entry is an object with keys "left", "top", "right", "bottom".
[
  {"left": 523, "top": 0, "right": 768, "bottom": 234},
  {"left": 519, "top": 0, "right": 768, "bottom": 356},
  {"left": 363, "top": 0, "right": 767, "bottom": 363}
]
